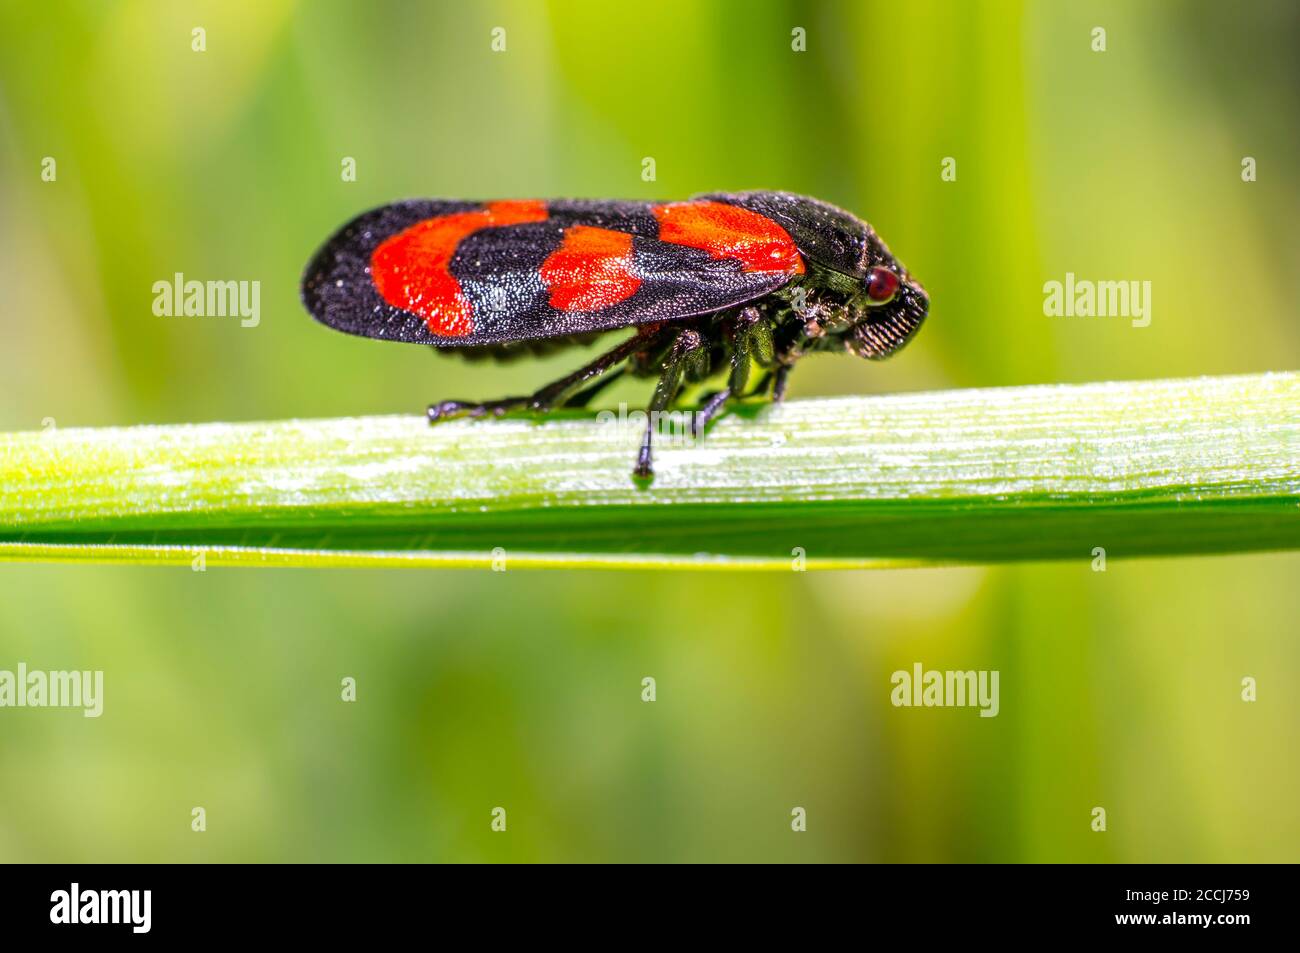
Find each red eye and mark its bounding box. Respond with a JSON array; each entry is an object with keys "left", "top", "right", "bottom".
[{"left": 865, "top": 266, "right": 900, "bottom": 304}]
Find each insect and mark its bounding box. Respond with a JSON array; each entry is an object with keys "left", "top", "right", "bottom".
[{"left": 301, "top": 191, "right": 928, "bottom": 480}]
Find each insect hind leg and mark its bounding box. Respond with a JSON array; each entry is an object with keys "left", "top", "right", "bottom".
[
  {"left": 427, "top": 395, "right": 529, "bottom": 422},
  {"left": 427, "top": 330, "right": 655, "bottom": 423},
  {"left": 559, "top": 366, "right": 626, "bottom": 409}
]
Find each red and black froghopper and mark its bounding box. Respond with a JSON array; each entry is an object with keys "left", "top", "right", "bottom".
[{"left": 302, "top": 191, "right": 929, "bottom": 480}]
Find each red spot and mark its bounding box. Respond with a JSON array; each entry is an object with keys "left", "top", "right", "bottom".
[
  {"left": 540, "top": 225, "right": 642, "bottom": 312},
  {"left": 370, "top": 200, "right": 547, "bottom": 336},
  {"left": 651, "top": 200, "right": 804, "bottom": 275}
]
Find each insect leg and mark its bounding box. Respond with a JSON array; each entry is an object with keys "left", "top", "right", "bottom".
[
  {"left": 727, "top": 307, "right": 759, "bottom": 396},
  {"left": 765, "top": 316, "right": 809, "bottom": 404},
  {"left": 634, "top": 328, "right": 705, "bottom": 481},
  {"left": 690, "top": 386, "right": 732, "bottom": 438},
  {"left": 772, "top": 364, "right": 792, "bottom": 403},
  {"left": 427, "top": 331, "right": 654, "bottom": 422},
  {"left": 687, "top": 307, "right": 779, "bottom": 437},
  {"left": 560, "top": 366, "right": 626, "bottom": 409},
  {"left": 529, "top": 332, "right": 655, "bottom": 410}
]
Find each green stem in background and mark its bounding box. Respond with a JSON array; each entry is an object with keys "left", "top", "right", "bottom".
[{"left": 1, "top": 372, "right": 1296, "bottom": 570}]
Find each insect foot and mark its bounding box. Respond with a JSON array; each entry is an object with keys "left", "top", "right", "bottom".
[{"left": 427, "top": 397, "right": 528, "bottom": 422}]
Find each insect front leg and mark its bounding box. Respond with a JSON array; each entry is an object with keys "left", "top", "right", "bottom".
[
  {"left": 772, "top": 364, "right": 793, "bottom": 403},
  {"left": 763, "top": 308, "right": 818, "bottom": 404},
  {"left": 634, "top": 328, "right": 706, "bottom": 481}
]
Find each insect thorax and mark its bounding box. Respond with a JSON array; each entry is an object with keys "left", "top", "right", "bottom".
[{"left": 765, "top": 271, "right": 865, "bottom": 351}]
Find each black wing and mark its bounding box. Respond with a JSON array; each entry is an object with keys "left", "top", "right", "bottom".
[{"left": 301, "top": 199, "right": 804, "bottom": 347}]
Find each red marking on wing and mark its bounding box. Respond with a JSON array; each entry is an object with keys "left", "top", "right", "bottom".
[
  {"left": 540, "top": 225, "right": 642, "bottom": 312},
  {"left": 370, "top": 200, "right": 547, "bottom": 336},
  {"left": 651, "top": 200, "right": 805, "bottom": 275}
]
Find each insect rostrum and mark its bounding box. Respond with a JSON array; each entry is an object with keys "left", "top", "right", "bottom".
[{"left": 302, "top": 190, "right": 929, "bottom": 481}]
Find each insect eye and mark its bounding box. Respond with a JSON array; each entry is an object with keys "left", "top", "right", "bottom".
[{"left": 864, "top": 266, "right": 900, "bottom": 305}]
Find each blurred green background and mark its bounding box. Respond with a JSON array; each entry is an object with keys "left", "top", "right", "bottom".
[{"left": 1, "top": 0, "right": 1297, "bottom": 862}]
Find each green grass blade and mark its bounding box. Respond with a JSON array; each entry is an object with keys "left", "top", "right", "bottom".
[{"left": 1, "top": 372, "right": 1296, "bottom": 569}]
